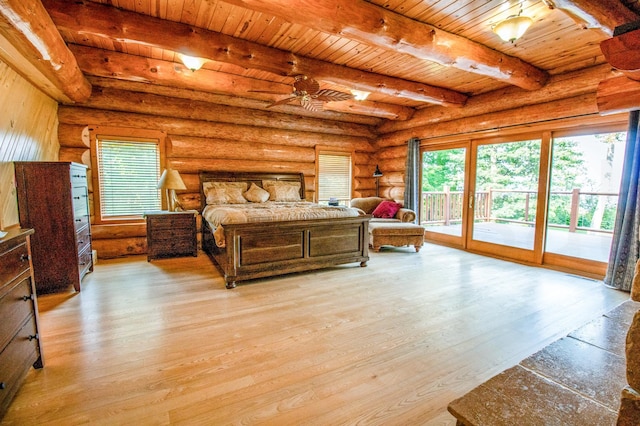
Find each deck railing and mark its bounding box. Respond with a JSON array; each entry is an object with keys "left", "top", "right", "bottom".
[{"left": 421, "top": 188, "right": 618, "bottom": 234}]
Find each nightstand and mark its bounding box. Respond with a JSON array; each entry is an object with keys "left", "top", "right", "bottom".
[{"left": 144, "top": 211, "right": 198, "bottom": 261}]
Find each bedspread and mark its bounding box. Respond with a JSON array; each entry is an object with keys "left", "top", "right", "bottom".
[{"left": 202, "top": 201, "right": 363, "bottom": 247}]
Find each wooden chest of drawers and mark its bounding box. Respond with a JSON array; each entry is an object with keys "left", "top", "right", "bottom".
[
  {"left": 0, "top": 228, "right": 43, "bottom": 419},
  {"left": 14, "top": 162, "right": 93, "bottom": 293},
  {"left": 145, "top": 211, "right": 198, "bottom": 261}
]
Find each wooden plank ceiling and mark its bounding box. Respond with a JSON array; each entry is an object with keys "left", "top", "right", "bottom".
[{"left": 6, "top": 0, "right": 640, "bottom": 121}]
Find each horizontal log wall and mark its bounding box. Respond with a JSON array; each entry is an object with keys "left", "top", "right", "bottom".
[{"left": 58, "top": 86, "right": 378, "bottom": 258}]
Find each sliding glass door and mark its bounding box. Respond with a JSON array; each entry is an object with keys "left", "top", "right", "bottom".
[
  {"left": 421, "top": 144, "right": 469, "bottom": 247},
  {"left": 544, "top": 130, "right": 627, "bottom": 275},
  {"left": 420, "top": 125, "right": 628, "bottom": 276},
  {"left": 466, "top": 137, "right": 545, "bottom": 262}
]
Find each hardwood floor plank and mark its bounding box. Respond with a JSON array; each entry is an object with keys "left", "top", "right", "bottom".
[{"left": 1, "top": 244, "right": 629, "bottom": 425}]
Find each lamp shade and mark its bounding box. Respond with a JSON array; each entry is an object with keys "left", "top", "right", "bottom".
[
  {"left": 493, "top": 15, "right": 533, "bottom": 42},
  {"left": 157, "top": 169, "right": 186, "bottom": 190}
]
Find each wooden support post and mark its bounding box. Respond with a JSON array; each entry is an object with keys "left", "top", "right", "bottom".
[{"left": 569, "top": 188, "right": 580, "bottom": 232}]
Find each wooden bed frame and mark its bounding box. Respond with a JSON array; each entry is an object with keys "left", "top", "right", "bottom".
[{"left": 199, "top": 171, "right": 370, "bottom": 288}]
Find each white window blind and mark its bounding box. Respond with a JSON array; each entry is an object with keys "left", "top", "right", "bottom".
[
  {"left": 318, "top": 152, "right": 352, "bottom": 205},
  {"left": 96, "top": 138, "right": 161, "bottom": 218}
]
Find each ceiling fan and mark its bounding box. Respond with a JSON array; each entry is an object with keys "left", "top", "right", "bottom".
[{"left": 252, "top": 75, "right": 353, "bottom": 111}]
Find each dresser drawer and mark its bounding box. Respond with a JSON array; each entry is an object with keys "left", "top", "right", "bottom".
[
  {"left": 149, "top": 240, "right": 195, "bottom": 256},
  {"left": 73, "top": 214, "right": 90, "bottom": 233},
  {"left": 72, "top": 186, "right": 89, "bottom": 217},
  {"left": 70, "top": 166, "right": 88, "bottom": 185},
  {"left": 149, "top": 214, "right": 194, "bottom": 230},
  {"left": 0, "top": 314, "right": 41, "bottom": 416},
  {"left": 0, "top": 275, "right": 34, "bottom": 351},
  {"left": 0, "top": 242, "right": 30, "bottom": 289},
  {"left": 78, "top": 245, "right": 93, "bottom": 280},
  {"left": 76, "top": 224, "right": 91, "bottom": 254}
]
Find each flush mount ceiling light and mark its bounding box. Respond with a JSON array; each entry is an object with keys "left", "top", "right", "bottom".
[
  {"left": 350, "top": 89, "right": 370, "bottom": 101},
  {"left": 493, "top": 14, "right": 533, "bottom": 42},
  {"left": 180, "top": 54, "right": 206, "bottom": 72}
]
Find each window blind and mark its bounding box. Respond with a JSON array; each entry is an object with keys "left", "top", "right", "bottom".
[
  {"left": 96, "top": 139, "right": 161, "bottom": 218},
  {"left": 318, "top": 153, "right": 352, "bottom": 204}
]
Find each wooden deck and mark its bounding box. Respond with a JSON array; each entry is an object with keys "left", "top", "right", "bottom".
[
  {"left": 425, "top": 223, "right": 613, "bottom": 262},
  {"left": 1, "top": 244, "right": 629, "bottom": 425}
]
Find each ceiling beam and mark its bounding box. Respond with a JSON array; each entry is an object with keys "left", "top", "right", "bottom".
[
  {"left": 68, "top": 44, "right": 414, "bottom": 120},
  {"left": 0, "top": 0, "right": 90, "bottom": 102},
  {"left": 218, "top": 0, "right": 549, "bottom": 91},
  {"left": 601, "top": 28, "right": 640, "bottom": 80},
  {"left": 543, "top": 0, "right": 639, "bottom": 35},
  {"left": 42, "top": 0, "right": 466, "bottom": 108}
]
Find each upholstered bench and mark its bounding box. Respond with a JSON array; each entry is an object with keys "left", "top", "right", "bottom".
[{"left": 368, "top": 222, "right": 425, "bottom": 252}]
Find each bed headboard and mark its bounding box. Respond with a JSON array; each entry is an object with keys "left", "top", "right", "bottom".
[{"left": 199, "top": 171, "right": 305, "bottom": 210}]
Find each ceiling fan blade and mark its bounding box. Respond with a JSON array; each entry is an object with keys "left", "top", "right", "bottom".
[
  {"left": 293, "top": 75, "right": 320, "bottom": 95},
  {"left": 312, "top": 89, "right": 354, "bottom": 103},
  {"left": 249, "top": 90, "right": 293, "bottom": 95},
  {"left": 301, "top": 97, "right": 324, "bottom": 111},
  {"left": 265, "top": 96, "right": 301, "bottom": 108}
]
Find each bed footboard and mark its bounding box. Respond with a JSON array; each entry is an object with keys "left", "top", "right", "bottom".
[{"left": 202, "top": 216, "right": 370, "bottom": 288}]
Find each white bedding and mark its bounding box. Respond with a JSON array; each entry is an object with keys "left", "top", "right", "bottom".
[{"left": 202, "top": 201, "right": 362, "bottom": 247}]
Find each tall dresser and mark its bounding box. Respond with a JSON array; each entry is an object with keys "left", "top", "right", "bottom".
[
  {"left": 0, "top": 228, "right": 44, "bottom": 419},
  {"left": 14, "top": 162, "right": 93, "bottom": 293}
]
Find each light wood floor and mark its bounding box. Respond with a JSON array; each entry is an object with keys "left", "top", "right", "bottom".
[{"left": 2, "top": 243, "right": 629, "bottom": 425}]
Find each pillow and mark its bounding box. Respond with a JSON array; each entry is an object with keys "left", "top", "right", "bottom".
[
  {"left": 243, "top": 183, "right": 270, "bottom": 203},
  {"left": 203, "top": 182, "right": 248, "bottom": 204},
  {"left": 372, "top": 200, "right": 402, "bottom": 218},
  {"left": 262, "top": 180, "right": 302, "bottom": 202}
]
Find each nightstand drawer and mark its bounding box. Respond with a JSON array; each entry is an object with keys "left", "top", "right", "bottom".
[{"left": 148, "top": 215, "right": 194, "bottom": 230}]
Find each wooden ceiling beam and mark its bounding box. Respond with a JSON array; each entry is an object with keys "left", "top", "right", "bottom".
[
  {"left": 0, "top": 0, "right": 90, "bottom": 102},
  {"left": 218, "top": 0, "right": 548, "bottom": 90},
  {"left": 42, "top": 0, "right": 466, "bottom": 107},
  {"left": 543, "top": 0, "right": 639, "bottom": 36},
  {"left": 68, "top": 44, "right": 414, "bottom": 120},
  {"left": 597, "top": 75, "right": 640, "bottom": 114}
]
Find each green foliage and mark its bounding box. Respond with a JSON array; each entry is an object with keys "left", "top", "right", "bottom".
[{"left": 421, "top": 133, "right": 625, "bottom": 230}]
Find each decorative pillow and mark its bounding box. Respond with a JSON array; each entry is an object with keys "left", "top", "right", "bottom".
[
  {"left": 372, "top": 200, "right": 402, "bottom": 218},
  {"left": 262, "top": 180, "right": 301, "bottom": 202},
  {"left": 203, "top": 182, "right": 248, "bottom": 204},
  {"left": 243, "top": 183, "right": 270, "bottom": 203}
]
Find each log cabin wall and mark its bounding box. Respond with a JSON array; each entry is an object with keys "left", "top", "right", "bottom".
[
  {"left": 373, "top": 64, "right": 631, "bottom": 200},
  {"left": 58, "top": 83, "right": 379, "bottom": 258},
  {"left": 0, "top": 59, "right": 60, "bottom": 229}
]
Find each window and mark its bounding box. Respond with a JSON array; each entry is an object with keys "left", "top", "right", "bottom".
[
  {"left": 91, "top": 128, "right": 165, "bottom": 223},
  {"left": 317, "top": 149, "right": 352, "bottom": 205}
]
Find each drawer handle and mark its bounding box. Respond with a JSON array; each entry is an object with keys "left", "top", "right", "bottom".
[
  {"left": 20, "top": 253, "right": 29, "bottom": 262},
  {"left": 73, "top": 196, "right": 81, "bottom": 200},
  {"left": 22, "top": 294, "right": 34, "bottom": 302},
  {"left": 75, "top": 218, "right": 82, "bottom": 222},
  {"left": 28, "top": 334, "right": 38, "bottom": 341},
  {"left": 78, "top": 240, "right": 84, "bottom": 244},
  {"left": 0, "top": 382, "right": 5, "bottom": 390}
]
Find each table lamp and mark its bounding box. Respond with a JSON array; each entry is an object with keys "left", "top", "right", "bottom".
[{"left": 157, "top": 168, "right": 186, "bottom": 211}]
